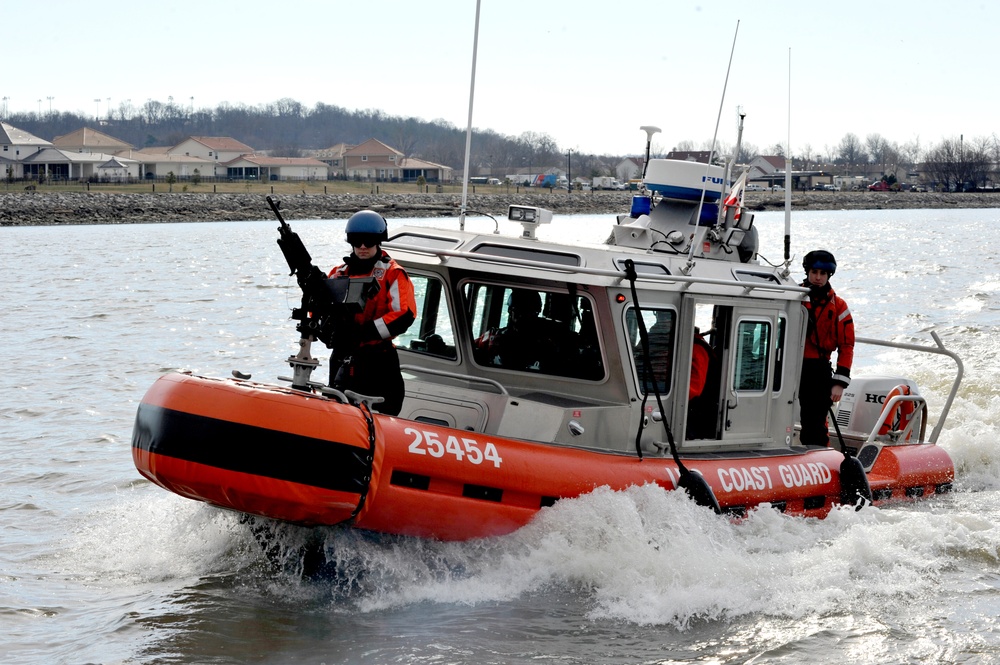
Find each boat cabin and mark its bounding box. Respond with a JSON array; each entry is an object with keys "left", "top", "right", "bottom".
[{"left": 386, "top": 160, "right": 809, "bottom": 457}]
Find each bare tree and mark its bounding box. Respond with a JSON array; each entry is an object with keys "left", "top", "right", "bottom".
[{"left": 836, "top": 133, "right": 867, "bottom": 175}]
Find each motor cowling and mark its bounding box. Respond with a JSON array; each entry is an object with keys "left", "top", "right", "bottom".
[{"left": 835, "top": 376, "right": 922, "bottom": 438}]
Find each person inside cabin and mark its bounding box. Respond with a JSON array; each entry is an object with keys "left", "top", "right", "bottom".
[
  {"left": 475, "top": 289, "right": 557, "bottom": 371},
  {"left": 636, "top": 310, "right": 711, "bottom": 400},
  {"left": 798, "top": 249, "right": 855, "bottom": 446},
  {"left": 327, "top": 210, "right": 416, "bottom": 416}
]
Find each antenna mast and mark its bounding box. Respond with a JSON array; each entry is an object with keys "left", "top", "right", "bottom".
[{"left": 459, "top": 0, "right": 482, "bottom": 231}]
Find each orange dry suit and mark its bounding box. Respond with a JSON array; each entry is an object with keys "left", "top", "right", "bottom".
[
  {"left": 327, "top": 250, "right": 416, "bottom": 415},
  {"left": 802, "top": 282, "right": 855, "bottom": 386},
  {"left": 799, "top": 282, "right": 855, "bottom": 446}
]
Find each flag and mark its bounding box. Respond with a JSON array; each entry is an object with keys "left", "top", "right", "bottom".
[{"left": 723, "top": 172, "right": 746, "bottom": 223}]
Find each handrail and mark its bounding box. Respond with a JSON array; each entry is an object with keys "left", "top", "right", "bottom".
[
  {"left": 855, "top": 330, "right": 963, "bottom": 444},
  {"left": 384, "top": 241, "right": 809, "bottom": 297},
  {"left": 863, "top": 394, "right": 926, "bottom": 444},
  {"left": 400, "top": 364, "right": 509, "bottom": 395}
]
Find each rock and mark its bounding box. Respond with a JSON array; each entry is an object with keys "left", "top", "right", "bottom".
[{"left": 0, "top": 190, "right": 998, "bottom": 226}]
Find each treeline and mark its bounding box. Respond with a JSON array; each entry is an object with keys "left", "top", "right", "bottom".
[
  {"left": 7, "top": 98, "right": 999, "bottom": 188},
  {"left": 5, "top": 98, "right": 624, "bottom": 178}
]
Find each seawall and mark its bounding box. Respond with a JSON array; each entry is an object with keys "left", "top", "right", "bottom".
[{"left": 1, "top": 190, "right": 999, "bottom": 226}]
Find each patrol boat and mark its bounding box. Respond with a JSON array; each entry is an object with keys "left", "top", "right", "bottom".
[{"left": 131, "top": 137, "right": 961, "bottom": 539}]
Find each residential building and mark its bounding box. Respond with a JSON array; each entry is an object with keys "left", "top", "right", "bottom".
[
  {"left": 114, "top": 149, "right": 217, "bottom": 179},
  {"left": 1, "top": 121, "right": 52, "bottom": 178},
  {"left": 171, "top": 136, "right": 254, "bottom": 164},
  {"left": 53, "top": 127, "right": 133, "bottom": 154},
  {"left": 343, "top": 138, "right": 452, "bottom": 182},
  {"left": 307, "top": 143, "right": 354, "bottom": 176},
  {"left": 616, "top": 157, "right": 643, "bottom": 183},
  {"left": 224, "top": 154, "right": 330, "bottom": 181},
  {"left": 20, "top": 147, "right": 139, "bottom": 180}
]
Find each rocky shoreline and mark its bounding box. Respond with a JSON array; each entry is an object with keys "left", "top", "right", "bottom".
[{"left": 2, "top": 190, "right": 999, "bottom": 226}]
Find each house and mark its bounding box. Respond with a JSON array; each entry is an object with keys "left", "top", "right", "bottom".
[
  {"left": 53, "top": 127, "right": 133, "bottom": 154},
  {"left": 171, "top": 136, "right": 254, "bottom": 164},
  {"left": 339, "top": 138, "right": 453, "bottom": 182},
  {"left": 747, "top": 155, "right": 786, "bottom": 180},
  {"left": 344, "top": 139, "right": 405, "bottom": 180},
  {"left": 0, "top": 121, "right": 52, "bottom": 178},
  {"left": 615, "top": 157, "right": 643, "bottom": 183},
  {"left": 223, "top": 154, "right": 330, "bottom": 181},
  {"left": 306, "top": 143, "right": 354, "bottom": 176},
  {"left": 115, "top": 149, "right": 217, "bottom": 179},
  {"left": 397, "top": 156, "right": 452, "bottom": 183},
  {"left": 20, "top": 147, "right": 139, "bottom": 181}
]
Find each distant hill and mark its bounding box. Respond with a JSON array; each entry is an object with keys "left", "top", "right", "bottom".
[{"left": 5, "top": 98, "right": 621, "bottom": 177}]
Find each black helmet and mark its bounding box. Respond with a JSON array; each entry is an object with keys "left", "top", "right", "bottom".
[
  {"left": 803, "top": 249, "right": 837, "bottom": 275},
  {"left": 345, "top": 210, "right": 388, "bottom": 243}
]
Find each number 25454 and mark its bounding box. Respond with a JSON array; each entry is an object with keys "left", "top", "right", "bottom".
[{"left": 405, "top": 427, "right": 503, "bottom": 468}]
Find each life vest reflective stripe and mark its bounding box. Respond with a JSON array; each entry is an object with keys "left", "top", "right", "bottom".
[{"left": 878, "top": 384, "right": 915, "bottom": 439}]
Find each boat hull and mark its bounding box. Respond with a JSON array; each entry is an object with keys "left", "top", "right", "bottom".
[{"left": 132, "top": 374, "right": 955, "bottom": 540}]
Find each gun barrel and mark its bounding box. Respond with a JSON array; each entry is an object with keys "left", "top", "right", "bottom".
[
  {"left": 266, "top": 195, "right": 288, "bottom": 229},
  {"left": 268, "top": 196, "right": 315, "bottom": 276}
]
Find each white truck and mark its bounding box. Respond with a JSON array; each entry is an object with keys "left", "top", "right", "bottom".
[{"left": 593, "top": 176, "right": 625, "bottom": 190}]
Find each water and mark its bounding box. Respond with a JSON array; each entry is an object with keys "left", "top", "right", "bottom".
[{"left": 2, "top": 207, "right": 999, "bottom": 664}]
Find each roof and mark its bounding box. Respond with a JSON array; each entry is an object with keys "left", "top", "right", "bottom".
[
  {"left": 0, "top": 122, "right": 52, "bottom": 147},
  {"left": 114, "top": 149, "right": 216, "bottom": 164},
  {"left": 398, "top": 156, "right": 451, "bottom": 170},
  {"left": 21, "top": 148, "right": 137, "bottom": 164},
  {"left": 52, "top": 127, "right": 133, "bottom": 151},
  {"left": 345, "top": 138, "right": 403, "bottom": 157},
  {"left": 225, "top": 154, "right": 328, "bottom": 167},
  {"left": 756, "top": 155, "right": 786, "bottom": 170},
  {"left": 98, "top": 157, "right": 128, "bottom": 169},
  {"left": 308, "top": 143, "right": 354, "bottom": 159},
  {"left": 177, "top": 136, "right": 254, "bottom": 152}
]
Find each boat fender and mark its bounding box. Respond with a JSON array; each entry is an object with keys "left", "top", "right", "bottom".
[
  {"left": 678, "top": 471, "right": 721, "bottom": 514},
  {"left": 839, "top": 455, "right": 873, "bottom": 510},
  {"left": 830, "top": 405, "right": 873, "bottom": 510},
  {"left": 877, "top": 384, "right": 914, "bottom": 439}
]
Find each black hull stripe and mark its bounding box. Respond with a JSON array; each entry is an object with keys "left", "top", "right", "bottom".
[{"left": 132, "top": 403, "right": 370, "bottom": 493}]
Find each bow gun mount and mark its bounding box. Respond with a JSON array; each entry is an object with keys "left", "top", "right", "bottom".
[{"left": 267, "top": 196, "right": 379, "bottom": 390}]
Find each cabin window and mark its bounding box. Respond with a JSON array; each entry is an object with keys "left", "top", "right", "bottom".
[
  {"left": 397, "top": 273, "right": 457, "bottom": 360},
  {"left": 773, "top": 315, "right": 786, "bottom": 392},
  {"left": 463, "top": 282, "right": 602, "bottom": 380},
  {"left": 626, "top": 308, "right": 675, "bottom": 394},
  {"left": 734, "top": 319, "right": 771, "bottom": 392}
]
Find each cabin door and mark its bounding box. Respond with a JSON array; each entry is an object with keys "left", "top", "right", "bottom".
[
  {"left": 720, "top": 306, "right": 779, "bottom": 443},
  {"left": 679, "top": 299, "right": 778, "bottom": 447}
]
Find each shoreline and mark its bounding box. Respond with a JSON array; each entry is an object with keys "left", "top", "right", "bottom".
[{"left": 2, "top": 190, "right": 999, "bottom": 226}]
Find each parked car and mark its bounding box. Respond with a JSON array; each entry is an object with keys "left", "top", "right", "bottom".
[
  {"left": 868, "top": 181, "right": 891, "bottom": 191},
  {"left": 746, "top": 183, "right": 764, "bottom": 191}
]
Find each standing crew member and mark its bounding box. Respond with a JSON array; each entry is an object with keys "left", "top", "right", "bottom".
[
  {"left": 799, "top": 249, "right": 855, "bottom": 446},
  {"left": 328, "top": 210, "right": 416, "bottom": 415}
]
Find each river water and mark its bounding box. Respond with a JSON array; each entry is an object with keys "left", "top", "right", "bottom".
[{"left": 2, "top": 207, "right": 1000, "bottom": 664}]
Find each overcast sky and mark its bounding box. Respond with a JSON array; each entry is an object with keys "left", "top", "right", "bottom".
[{"left": 5, "top": 1, "right": 995, "bottom": 157}]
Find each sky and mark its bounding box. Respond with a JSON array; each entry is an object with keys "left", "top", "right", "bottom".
[{"left": 5, "top": 0, "right": 997, "bottom": 157}]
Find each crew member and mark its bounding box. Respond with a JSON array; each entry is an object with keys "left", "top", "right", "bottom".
[
  {"left": 328, "top": 210, "right": 416, "bottom": 415},
  {"left": 475, "top": 289, "right": 557, "bottom": 371},
  {"left": 799, "top": 249, "right": 855, "bottom": 446}
]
